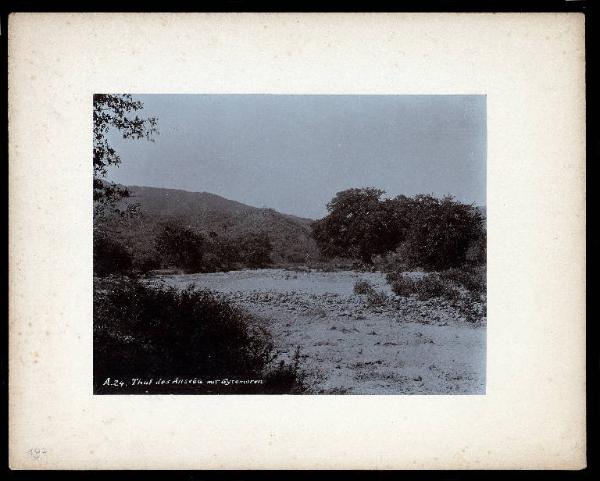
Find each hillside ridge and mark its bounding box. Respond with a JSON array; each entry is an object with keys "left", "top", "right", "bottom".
[
  {"left": 99, "top": 184, "right": 320, "bottom": 264},
  {"left": 126, "top": 184, "right": 315, "bottom": 225}
]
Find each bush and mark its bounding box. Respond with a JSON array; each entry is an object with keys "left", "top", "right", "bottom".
[
  {"left": 304, "top": 257, "right": 357, "bottom": 272},
  {"left": 439, "top": 266, "right": 486, "bottom": 297},
  {"left": 93, "top": 235, "right": 133, "bottom": 276},
  {"left": 397, "top": 195, "right": 485, "bottom": 271},
  {"left": 353, "top": 279, "right": 374, "bottom": 295},
  {"left": 313, "top": 191, "right": 485, "bottom": 270},
  {"left": 155, "top": 224, "right": 204, "bottom": 273},
  {"left": 465, "top": 231, "right": 487, "bottom": 265},
  {"left": 386, "top": 272, "right": 417, "bottom": 297},
  {"left": 237, "top": 232, "right": 273, "bottom": 268},
  {"left": 94, "top": 277, "right": 304, "bottom": 394},
  {"left": 200, "top": 252, "right": 231, "bottom": 273},
  {"left": 414, "top": 275, "right": 460, "bottom": 301},
  {"left": 386, "top": 267, "right": 486, "bottom": 322},
  {"left": 131, "top": 251, "right": 161, "bottom": 274},
  {"left": 366, "top": 289, "right": 389, "bottom": 307},
  {"left": 203, "top": 236, "right": 242, "bottom": 272},
  {"left": 312, "top": 188, "right": 407, "bottom": 263},
  {"left": 262, "top": 346, "right": 306, "bottom": 394},
  {"left": 388, "top": 272, "right": 459, "bottom": 302},
  {"left": 353, "top": 279, "right": 388, "bottom": 307},
  {"left": 372, "top": 249, "right": 411, "bottom": 273}
]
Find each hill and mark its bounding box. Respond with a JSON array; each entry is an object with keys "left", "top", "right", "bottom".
[{"left": 96, "top": 185, "right": 320, "bottom": 264}]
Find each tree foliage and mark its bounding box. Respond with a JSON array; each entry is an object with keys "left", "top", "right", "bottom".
[
  {"left": 312, "top": 188, "right": 408, "bottom": 263},
  {"left": 93, "top": 234, "right": 133, "bottom": 276},
  {"left": 237, "top": 232, "right": 273, "bottom": 268},
  {"left": 398, "top": 195, "right": 484, "bottom": 270},
  {"left": 93, "top": 94, "right": 158, "bottom": 213},
  {"left": 313, "top": 188, "right": 485, "bottom": 270},
  {"left": 94, "top": 277, "right": 306, "bottom": 393},
  {"left": 201, "top": 234, "right": 241, "bottom": 272},
  {"left": 155, "top": 224, "right": 205, "bottom": 273}
]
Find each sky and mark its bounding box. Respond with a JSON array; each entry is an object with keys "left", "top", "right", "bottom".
[{"left": 105, "top": 94, "right": 486, "bottom": 219}]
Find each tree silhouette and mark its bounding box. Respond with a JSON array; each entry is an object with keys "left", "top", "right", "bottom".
[
  {"left": 155, "top": 224, "right": 205, "bottom": 273},
  {"left": 313, "top": 189, "right": 484, "bottom": 269},
  {"left": 93, "top": 94, "right": 158, "bottom": 216},
  {"left": 312, "top": 188, "right": 407, "bottom": 263},
  {"left": 397, "top": 194, "right": 485, "bottom": 270}
]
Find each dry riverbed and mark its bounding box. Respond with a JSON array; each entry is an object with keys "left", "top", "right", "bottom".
[{"left": 156, "top": 268, "right": 486, "bottom": 394}]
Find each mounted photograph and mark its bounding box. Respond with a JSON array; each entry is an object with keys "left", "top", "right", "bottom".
[{"left": 93, "top": 94, "right": 487, "bottom": 395}]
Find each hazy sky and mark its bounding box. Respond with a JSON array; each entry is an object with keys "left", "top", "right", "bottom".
[{"left": 106, "top": 94, "right": 486, "bottom": 219}]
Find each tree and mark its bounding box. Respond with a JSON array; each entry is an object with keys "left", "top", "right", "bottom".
[
  {"left": 397, "top": 195, "right": 484, "bottom": 270},
  {"left": 155, "top": 224, "right": 205, "bottom": 273},
  {"left": 93, "top": 234, "right": 133, "bottom": 276},
  {"left": 93, "top": 94, "right": 158, "bottom": 216},
  {"left": 312, "top": 188, "right": 407, "bottom": 263},
  {"left": 237, "top": 232, "right": 273, "bottom": 268},
  {"left": 202, "top": 233, "right": 242, "bottom": 272},
  {"left": 312, "top": 188, "right": 485, "bottom": 269}
]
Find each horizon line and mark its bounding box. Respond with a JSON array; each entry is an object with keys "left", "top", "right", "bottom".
[{"left": 119, "top": 182, "right": 487, "bottom": 219}]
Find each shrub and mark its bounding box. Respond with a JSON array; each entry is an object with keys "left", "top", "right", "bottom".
[
  {"left": 262, "top": 347, "right": 306, "bottom": 394},
  {"left": 94, "top": 277, "right": 304, "bottom": 394},
  {"left": 203, "top": 236, "right": 243, "bottom": 272},
  {"left": 388, "top": 272, "right": 459, "bottom": 301},
  {"left": 414, "top": 275, "right": 459, "bottom": 301},
  {"left": 93, "top": 235, "right": 133, "bottom": 276},
  {"left": 372, "top": 249, "right": 411, "bottom": 273},
  {"left": 307, "top": 257, "right": 357, "bottom": 272},
  {"left": 386, "top": 272, "right": 419, "bottom": 297},
  {"left": 366, "top": 289, "right": 389, "bottom": 307},
  {"left": 396, "top": 195, "right": 485, "bottom": 271},
  {"left": 237, "top": 232, "right": 273, "bottom": 268},
  {"left": 200, "top": 252, "right": 227, "bottom": 273},
  {"left": 131, "top": 251, "right": 161, "bottom": 274},
  {"left": 312, "top": 188, "right": 407, "bottom": 263},
  {"left": 313, "top": 191, "right": 485, "bottom": 270},
  {"left": 354, "top": 279, "right": 389, "bottom": 307},
  {"left": 155, "top": 224, "right": 204, "bottom": 273},
  {"left": 439, "top": 266, "right": 486, "bottom": 297},
  {"left": 285, "top": 246, "right": 311, "bottom": 264},
  {"left": 353, "top": 279, "right": 374, "bottom": 295},
  {"left": 465, "top": 231, "right": 487, "bottom": 265}
]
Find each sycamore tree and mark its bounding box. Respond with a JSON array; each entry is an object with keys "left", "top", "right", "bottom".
[
  {"left": 155, "top": 223, "right": 205, "bottom": 273},
  {"left": 93, "top": 94, "right": 158, "bottom": 217},
  {"left": 397, "top": 194, "right": 485, "bottom": 270},
  {"left": 312, "top": 188, "right": 408, "bottom": 263},
  {"left": 312, "top": 188, "right": 485, "bottom": 269}
]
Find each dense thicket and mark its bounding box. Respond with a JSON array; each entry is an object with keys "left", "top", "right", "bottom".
[
  {"left": 94, "top": 277, "right": 304, "bottom": 393},
  {"left": 155, "top": 223, "right": 205, "bottom": 273},
  {"left": 396, "top": 194, "right": 485, "bottom": 270},
  {"left": 93, "top": 222, "right": 274, "bottom": 276},
  {"left": 312, "top": 189, "right": 485, "bottom": 271},
  {"left": 312, "top": 188, "right": 408, "bottom": 263},
  {"left": 93, "top": 234, "right": 133, "bottom": 276}
]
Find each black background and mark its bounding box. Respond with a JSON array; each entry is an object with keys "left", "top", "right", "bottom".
[{"left": 1, "top": 1, "right": 594, "bottom": 479}]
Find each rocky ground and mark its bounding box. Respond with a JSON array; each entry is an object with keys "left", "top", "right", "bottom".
[{"left": 156, "top": 268, "right": 486, "bottom": 394}]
